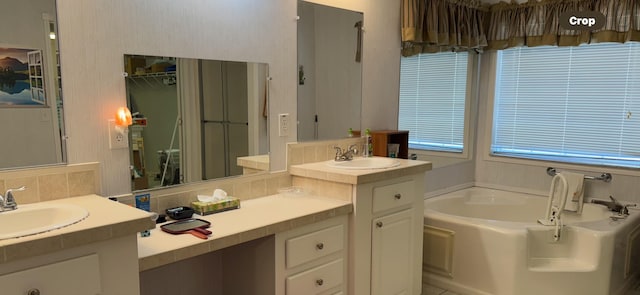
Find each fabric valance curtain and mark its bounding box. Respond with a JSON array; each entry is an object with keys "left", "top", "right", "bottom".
[
  {"left": 401, "top": 0, "right": 488, "bottom": 56},
  {"left": 486, "top": 0, "right": 640, "bottom": 50},
  {"left": 402, "top": 0, "right": 640, "bottom": 54}
]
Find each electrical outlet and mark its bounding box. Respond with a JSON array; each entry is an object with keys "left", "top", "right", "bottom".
[
  {"left": 278, "top": 113, "right": 290, "bottom": 137},
  {"left": 108, "top": 120, "right": 129, "bottom": 149},
  {"left": 40, "top": 109, "right": 50, "bottom": 122}
]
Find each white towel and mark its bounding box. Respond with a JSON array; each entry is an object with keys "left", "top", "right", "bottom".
[{"left": 560, "top": 172, "right": 585, "bottom": 213}]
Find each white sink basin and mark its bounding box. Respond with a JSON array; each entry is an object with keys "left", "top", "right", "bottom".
[
  {"left": 0, "top": 203, "right": 89, "bottom": 240},
  {"left": 326, "top": 157, "right": 401, "bottom": 170}
]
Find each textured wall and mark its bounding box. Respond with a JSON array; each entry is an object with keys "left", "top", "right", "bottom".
[
  {"left": 56, "top": 0, "right": 296, "bottom": 196},
  {"left": 55, "top": 0, "right": 405, "bottom": 196}
]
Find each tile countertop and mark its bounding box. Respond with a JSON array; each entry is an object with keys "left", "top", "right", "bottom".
[
  {"left": 289, "top": 157, "right": 432, "bottom": 185},
  {"left": 0, "top": 195, "right": 156, "bottom": 264},
  {"left": 137, "top": 194, "right": 352, "bottom": 271},
  {"left": 236, "top": 154, "right": 270, "bottom": 171}
]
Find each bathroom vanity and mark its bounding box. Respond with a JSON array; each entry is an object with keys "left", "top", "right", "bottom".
[
  {"left": 135, "top": 156, "right": 429, "bottom": 295},
  {"left": 0, "top": 157, "right": 429, "bottom": 295},
  {"left": 290, "top": 157, "right": 431, "bottom": 295},
  {"left": 137, "top": 193, "right": 352, "bottom": 295},
  {"left": 0, "top": 195, "right": 155, "bottom": 295}
]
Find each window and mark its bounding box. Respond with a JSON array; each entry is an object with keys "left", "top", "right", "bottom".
[
  {"left": 398, "top": 52, "right": 469, "bottom": 153},
  {"left": 492, "top": 42, "right": 640, "bottom": 168}
]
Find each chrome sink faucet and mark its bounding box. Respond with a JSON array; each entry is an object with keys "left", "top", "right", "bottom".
[
  {"left": 0, "top": 186, "right": 25, "bottom": 212},
  {"left": 334, "top": 145, "right": 359, "bottom": 161}
]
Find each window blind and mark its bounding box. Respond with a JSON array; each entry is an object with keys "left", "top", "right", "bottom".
[
  {"left": 398, "top": 52, "right": 468, "bottom": 152},
  {"left": 492, "top": 42, "right": 640, "bottom": 167}
]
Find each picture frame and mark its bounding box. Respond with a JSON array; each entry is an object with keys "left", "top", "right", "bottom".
[{"left": 0, "top": 47, "right": 47, "bottom": 106}]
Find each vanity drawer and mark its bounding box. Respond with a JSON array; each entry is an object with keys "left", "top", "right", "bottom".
[
  {"left": 286, "top": 258, "right": 343, "bottom": 294},
  {"left": 372, "top": 180, "right": 414, "bottom": 213},
  {"left": 286, "top": 224, "right": 344, "bottom": 268}
]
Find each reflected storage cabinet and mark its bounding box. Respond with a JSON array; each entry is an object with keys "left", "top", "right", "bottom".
[
  {"left": 351, "top": 130, "right": 410, "bottom": 159},
  {"left": 275, "top": 215, "right": 348, "bottom": 295}
]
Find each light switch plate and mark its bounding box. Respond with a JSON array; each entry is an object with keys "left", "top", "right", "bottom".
[{"left": 278, "top": 113, "right": 290, "bottom": 137}]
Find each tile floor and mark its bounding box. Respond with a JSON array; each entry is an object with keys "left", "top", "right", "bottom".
[{"left": 423, "top": 283, "right": 460, "bottom": 295}]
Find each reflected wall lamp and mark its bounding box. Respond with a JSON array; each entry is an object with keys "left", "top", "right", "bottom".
[
  {"left": 108, "top": 106, "right": 132, "bottom": 149},
  {"left": 115, "top": 106, "right": 133, "bottom": 126}
]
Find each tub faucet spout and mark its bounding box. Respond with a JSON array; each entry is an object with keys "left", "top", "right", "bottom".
[{"left": 591, "top": 196, "right": 624, "bottom": 213}]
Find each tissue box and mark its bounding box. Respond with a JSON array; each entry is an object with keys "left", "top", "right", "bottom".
[{"left": 191, "top": 197, "right": 240, "bottom": 216}]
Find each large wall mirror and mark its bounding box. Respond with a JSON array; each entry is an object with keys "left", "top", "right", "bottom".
[
  {"left": 123, "top": 55, "right": 269, "bottom": 191},
  {"left": 0, "top": 0, "right": 65, "bottom": 169},
  {"left": 297, "top": 1, "right": 363, "bottom": 141}
]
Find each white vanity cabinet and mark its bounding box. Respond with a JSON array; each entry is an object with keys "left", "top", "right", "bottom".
[
  {"left": 0, "top": 254, "right": 101, "bottom": 295},
  {"left": 354, "top": 177, "right": 423, "bottom": 295},
  {"left": 0, "top": 196, "right": 154, "bottom": 295},
  {"left": 276, "top": 215, "right": 349, "bottom": 295},
  {"left": 289, "top": 158, "right": 430, "bottom": 295},
  {"left": 0, "top": 235, "right": 142, "bottom": 295}
]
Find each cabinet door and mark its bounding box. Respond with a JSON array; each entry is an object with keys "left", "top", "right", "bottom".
[
  {"left": 371, "top": 209, "right": 414, "bottom": 295},
  {"left": 0, "top": 254, "right": 101, "bottom": 295}
]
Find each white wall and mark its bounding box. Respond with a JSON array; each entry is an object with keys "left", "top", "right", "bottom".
[
  {"left": 57, "top": 0, "right": 296, "bottom": 196},
  {"left": 56, "top": 0, "right": 403, "bottom": 196},
  {"left": 0, "top": 0, "right": 60, "bottom": 168}
]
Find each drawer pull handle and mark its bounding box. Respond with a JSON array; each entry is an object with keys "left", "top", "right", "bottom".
[
  {"left": 394, "top": 193, "right": 402, "bottom": 200},
  {"left": 316, "top": 279, "right": 324, "bottom": 286},
  {"left": 376, "top": 221, "right": 383, "bottom": 228},
  {"left": 316, "top": 242, "right": 324, "bottom": 250},
  {"left": 27, "top": 289, "right": 41, "bottom": 295}
]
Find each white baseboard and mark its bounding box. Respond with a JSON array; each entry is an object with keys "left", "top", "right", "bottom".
[{"left": 423, "top": 272, "right": 492, "bottom": 295}]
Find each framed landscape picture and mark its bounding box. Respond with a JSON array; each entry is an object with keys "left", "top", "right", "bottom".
[{"left": 0, "top": 47, "right": 47, "bottom": 106}]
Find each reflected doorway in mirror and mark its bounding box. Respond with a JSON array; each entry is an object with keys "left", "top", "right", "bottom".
[{"left": 123, "top": 55, "right": 270, "bottom": 192}]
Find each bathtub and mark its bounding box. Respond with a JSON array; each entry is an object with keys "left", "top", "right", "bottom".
[{"left": 423, "top": 187, "right": 640, "bottom": 295}]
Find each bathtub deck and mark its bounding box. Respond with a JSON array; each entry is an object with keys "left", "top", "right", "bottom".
[
  {"left": 528, "top": 257, "right": 596, "bottom": 272},
  {"left": 422, "top": 282, "right": 640, "bottom": 295},
  {"left": 423, "top": 186, "right": 640, "bottom": 295}
]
